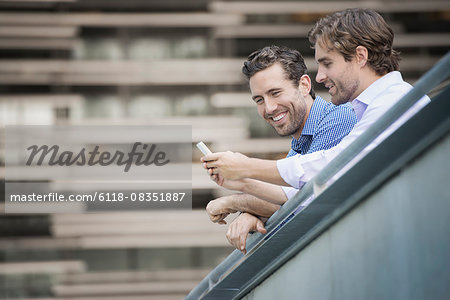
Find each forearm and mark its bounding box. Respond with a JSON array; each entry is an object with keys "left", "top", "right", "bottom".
[
  {"left": 240, "top": 178, "right": 288, "bottom": 205},
  {"left": 229, "top": 193, "right": 280, "bottom": 218},
  {"left": 245, "top": 157, "right": 290, "bottom": 186}
]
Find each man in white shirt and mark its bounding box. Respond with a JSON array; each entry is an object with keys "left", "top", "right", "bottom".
[{"left": 202, "top": 8, "right": 430, "bottom": 252}]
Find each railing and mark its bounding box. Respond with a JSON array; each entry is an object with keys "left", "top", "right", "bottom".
[{"left": 186, "top": 50, "right": 450, "bottom": 300}]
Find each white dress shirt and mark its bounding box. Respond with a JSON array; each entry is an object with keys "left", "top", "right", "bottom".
[{"left": 277, "top": 71, "right": 431, "bottom": 190}]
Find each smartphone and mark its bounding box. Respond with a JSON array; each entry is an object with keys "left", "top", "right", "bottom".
[{"left": 196, "top": 141, "right": 213, "bottom": 155}]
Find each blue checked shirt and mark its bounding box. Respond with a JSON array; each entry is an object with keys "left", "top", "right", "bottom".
[
  {"left": 282, "top": 96, "right": 357, "bottom": 200},
  {"left": 286, "top": 96, "right": 357, "bottom": 157}
]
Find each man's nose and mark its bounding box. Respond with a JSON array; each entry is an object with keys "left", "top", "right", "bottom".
[
  {"left": 265, "top": 98, "right": 277, "bottom": 114},
  {"left": 316, "top": 67, "right": 326, "bottom": 83}
]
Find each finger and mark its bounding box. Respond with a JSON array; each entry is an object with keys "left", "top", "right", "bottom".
[
  {"left": 218, "top": 213, "right": 229, "bottom": 222},
  {"left": 204, "top": 162, "right": 216, "bottom": 170},
  {"left": 239, "top": 230, "right": 248, "bottom": 253},
  {"left": 218, "top": 220, "right": 227, "bottom": 225},
  {"left": 226, "top": 225, "right": 236, "bottom": 248},
  {"left": 230, "top": 226, "right": 241, "bottom": 250},
  {"left": 209, "top": 214, "right": 220, "bottom": 222},
  {"left": 211, "top": 213, "right": 227, "bottom": 223},
  {"left": 227, "top": 214, "right": 241, "bottom": 246},
  {"left": 201, "top": 153, "right": 222, "bottom": 162},
  {"left": 210, "top": 174, "right": 218, "bottom": 183},
  {"left": 226, "top": 226, "right": 232, "bottom": 244},
  {"left": 212, "top": 174, "right": 222, "bottom": 185},
  {"left": 206, "top": 202, "right": 218, "bottom": 216},
  {"left": 206, "top": 161, "right": 218, "bottom": 169},
  {"left": 256, "top": 221, "right": 267, "bottom": 234}
]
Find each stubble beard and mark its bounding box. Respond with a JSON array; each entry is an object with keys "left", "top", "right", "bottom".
[
  {"left": 331, "top": 70, "right": 360, "bottom": 105},
  {"left": 272, "top": 92, "right": 306, "bottom": 137}
]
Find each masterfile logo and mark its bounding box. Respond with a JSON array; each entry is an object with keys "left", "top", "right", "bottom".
[
  {"left": 6, "top": 125, "right": 191, "bottom": 181},
  {"left": 5, "top": 125, "right": 193, "bottom": 213},
  {"left": 25, "top": 142, "right": 170, "bottom": 172}
]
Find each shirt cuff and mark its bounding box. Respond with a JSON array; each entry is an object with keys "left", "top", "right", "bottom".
[
  {"left": 276, "top": 155, "right": 305, "bottom": 189},
  {"left": 281, "top": 186, "right": 299, "bottom": 200}
]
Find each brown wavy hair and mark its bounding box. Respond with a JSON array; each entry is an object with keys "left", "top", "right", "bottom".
[
  {"left": 242, "top": 45, "right": 315, "bottom": 99},
  {"left": 308, "top": 8, "right": 400, "bottom": 76}
]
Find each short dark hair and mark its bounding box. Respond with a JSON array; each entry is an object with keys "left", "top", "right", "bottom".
[
  {"left": 242, "top": 45, "right": 315, "bottom": 99},
  {"left": 308, "top": 8, "right": 400, "bottom": 76}
]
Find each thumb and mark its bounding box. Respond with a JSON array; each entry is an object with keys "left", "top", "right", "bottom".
[
  {"left": 256, "top": 220, "right": 267, "bottom": 234},
  {"left": 201, "top": 152, "right": 222, "bottom": 162}
]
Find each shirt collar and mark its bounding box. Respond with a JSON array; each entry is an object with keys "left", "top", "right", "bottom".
[
  {"left": 354, "top": 71, "right": 403, "bottom": 106},
  {"left": 300, "top": 95, "right": 327, "bottom": 136}
]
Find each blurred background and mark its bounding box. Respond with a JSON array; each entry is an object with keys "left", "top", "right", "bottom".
[{"left": 0, "top": 0, "right": 449, "bottom": 299}]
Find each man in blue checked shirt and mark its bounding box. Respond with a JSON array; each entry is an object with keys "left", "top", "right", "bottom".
[{"left": 204, "top": 45, "right": 357, "bottom": 253}]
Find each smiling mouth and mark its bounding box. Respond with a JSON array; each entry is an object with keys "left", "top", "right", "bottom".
[
  {"left": 325, "top": 82, "right": 335, "bottom": 94},
  {"left": 272, "top": 112, "right": 287, "bottom": 122}
]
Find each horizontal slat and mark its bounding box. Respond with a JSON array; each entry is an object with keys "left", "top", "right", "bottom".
[
  {"left": 0, "top": 56, "right": 438, "bottom": 85},
  {"left": 6, "top": 164, "right": 191, "bottom": 180},
  {"left": 51, "top": 222, "right": 227, "bottom": 237},
  {"left": 394, "top": 33, "right": 450, "bottom": 47},
  {"left": 213, "top": 138, "right": 291, "bottom": 154},
  {"left": 3, "top": 115, "right": 248, "bottom": 139},
  {"left": 214, "top": 22, "right": 406, "bottom": 38},
  {"left": 48, "top": 166, "right": 218, "bottom": 190},
  {"left": 0, "top": 13, "right": 244, "bottom": 27},
  {"left": 0, "top": 237, "right": 79, "bottom": 249},
  {"left": 4, "top": 163, "right": 247, "bottom": 190},
  {"left": 52, "top": 281, "right": 198, "bottom": 297},
  {"left": 2, "top": 165, "right": 224, "bottom": 189},
  {"left": 214, "top": 25, "right": 449, "bottom": 48},
  {"left": 0, "top": 73, "right": 244, "bottom": 85},
  {"left": 210, "top": 91, "right": 363, "bottom": 108},
  {"left": 13, "top": 296, "right": 185, "bottom": 300},
  {"left": 215, "top": 24, "right": 405, "bottom": 39},
  {"left": 0, "top": 94, "right": 83, "bottom": 104},
  {"left": 0, "top": 210, "right": 237, "bottom": 249},
  {"left": 1, "top": 59, "right": 244, "bottom": 73},
  {"left": 209, "top": 1, "right": 450, "bottom": 14},
  {"left": 1, "top": 0, "right": 75, "bottom": 2},
  {"left": 214, "top": 24, "right": 312, "bottom": 38},
  {"left": 211, "top": 92, "right": 254, "bottom": 108},
  {"left": 0, "top": 233, "right": 230, "bottom": 249},
  {"left": 0, "top": 260, "right": 86, "bottom": 274},
  {"left": 0, "top": 38, "right": 77, "bottom": 49},
  {"left": 51, "top": 210, "right": 215, "bottom": 224},
  {"left": 0, "top": 59, "right": 245, "bottom": 85},
  {"left": 67, "top": 115, "right": 248, "bottom": 128},
  {"left": 0, "top": 26, "right": 77, "bottom": 38},
  {"left": 51, "top": 218, "right": 228, "bottom": 237},
  {"left": 193, "top": 127, "right": 249, "bottom": 142},
  {"left": 57, "top": 269, "right": 210, "bottom": 284},
  {"left": 56, "top": 210, "right": 232, "bottom": 227}
]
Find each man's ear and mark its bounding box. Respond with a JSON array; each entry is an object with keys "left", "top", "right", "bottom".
[
  {"left": 355, "top": 46, "right": 368, "bottom": 67},
  {"left": 298, "top": 74, "right": 312, "bottom": 97}
]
